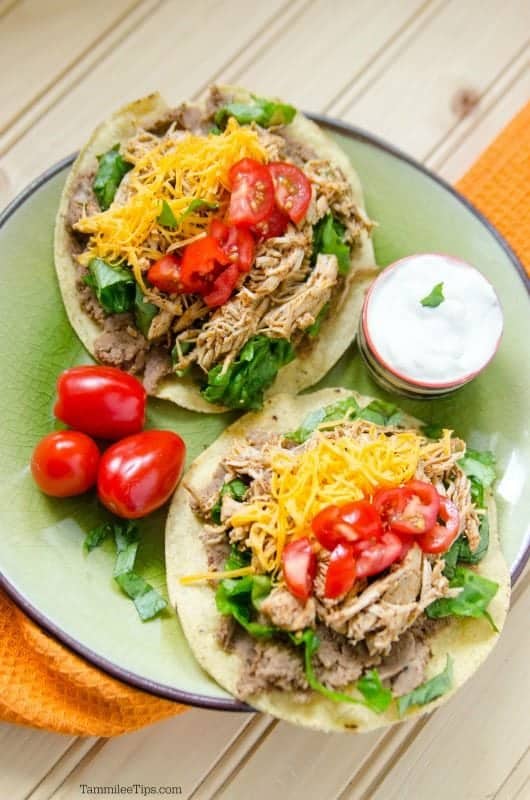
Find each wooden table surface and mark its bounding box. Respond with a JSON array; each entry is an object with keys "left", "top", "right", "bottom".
[{"left": 1, "top": 1, "right": 529, "bottom": 798}]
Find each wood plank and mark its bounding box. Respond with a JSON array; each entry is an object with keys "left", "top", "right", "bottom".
[
  {"left": 0, "top": 0, "right": 143, "bottom": 134},
  {"left": 495, "top": 746, "right": 530, "bottom": 800},
  {"left": 50, "top": 711, "right": 253, "bottom": 799},
  {"left": 216, "top": 0, "right": 428, "bottom": 111},
  {"left": 433, "top": 54, "right": 530, "bottom": 182},
  {"left": 0, "top": 723, "right": 82, "bottom": 800},
  {"left": 28, "top": 739, "right": 100, "bottom": 800},
  {"left": 0, "top": 0, "right": 287, "bottom": 208},
  {"left": 336, "top": 0, "right": 530, "bottom": 160},
  {"left": 0, "top": 0, "right": 162, "bottom": 154},
  {"left": 356, "top": 580, "right": 530, "bottom": 800}
]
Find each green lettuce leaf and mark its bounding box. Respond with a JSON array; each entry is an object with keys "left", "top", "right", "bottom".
[
  {"left": 85, "top": 258, "right": 135, "bottom": 314},
  {"left": 215, "top": 95, "right": 296, "bottom": 129},
  {"left": 202, "top": 335, "right": 294, "bottom": 409},
  {"left": 93, "top": 144, "right": 132, "bottom": 210},
  {"left": 285, "top": 396, "right": 361, "bottom": 444},
  {"left": 420, "top": 282, "right": 445, "bottom": 308},
  {"left": 84, "top": 522, "right": 113, "bottom": 553},
  {"left": 359, "top": 399, "right": 401, "bottom": 426},
  {"left": 114, "top": 572, "right": 168, "bottom": 621},
  {"left": 457, "top": 449, "right": 496, "bottom": 488},
  {"left": 157, "top": 199, "right": 178, "bottom": 228},
  {"left": 134, "top": 285, "right": 158, "bottom": 336},
  {"left": 312, "top": 214, "right": 351, "bottom": 275},
  {"left": 211, "top": 478, "right": 249, "bottom": 524},
  {"left": 426, "top": 566, "right": 499, "bottom": 630},
  {"left": 290, "top": 630, "right": 391, "bottom": 713},
  {"left": 305, "top": 302, "right": 330, "bottom": 338},
  {"left": 215, "top": 566, "right": 275, "bottom": 638},
  {"left": 397, "top": 655, "right": 453, "bottom": 716}
]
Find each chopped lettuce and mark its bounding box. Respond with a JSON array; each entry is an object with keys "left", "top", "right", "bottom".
[
  {"left": 421, "top": 422, "right": 447, "bottom": 440},
  {"left": 285, "top": 396, "right": 361, "bottom": 444},
  {"left": 285, "top": 397, "right": 400, "bottom": 445},
  {"left": 312, "top": 214, "right": 351, "bottom": 275},
  {"left": 305, "top": 302, "right": 330, "bottom": 337},
  {"left": 457, "top": 449, "right": 496, "bottom": 489},
  {"left": 397, "top": 655, "right": 453, "bottom": 716},
  {"left": 215, "top": 548, "right": 275, "bottom": 638},
  {"left": 359, "top": 399, "right": 401, "bottom": 426},
  {"left": 290, "top": 630, "right": 391, "bottom": 713},
  {"left": 93, "top": 144, "right": 132, "bottom": 210},
  {"left": 426, "top": 567, "right": 499, "bottom": 631},
  {"left": 202, "top": 335, "right": 294, "bottom": 409},
  {"left": 420, "top": 282, "right": 445, "bottom": 308},
  {"left": 85, "top": 519, "right": 166, "bottom": 621},
  {"left": 215, "top": 95, "right": 296, "bottom": 129},
  {"left": 157, "top": 199, "right": 178, "bottom": 228},
  {"left": 85, "top": 258, "right": 135, "bottom": 314},
  {"left": 211, "top": 478, "right": 249, "bottom": 524},
  {"left": 134, "top": 285, "right": 158, "bottom": 336}
]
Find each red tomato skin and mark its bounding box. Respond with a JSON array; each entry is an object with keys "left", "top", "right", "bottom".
[
  {"left": 355, "top": 532, "right": 404, "bottom": 579},
  {"left": 373, "top": 481, "right": 440, "bottom": 535},
  {"left": 312, "top": 500, "right": 383, "bottom": 551},
  {"left": 203, "top": 262, "right": 240, "bottom": 308},
  {"left": 251, "top": 206, "right": 289, "bottom": 240},
  {"left": 147, "top": 254, "right": 182, "bottom": 294},
  {"left": 97, "top": 430, "right": 186, "bottom": 519},
  {"left": 417, "top": 497, "right": 460, "bottom": 554},
  {"left": 268, "top": 162, "right": 312, "bottom": 224},
  {"left": 54, "top": 366, "right": 146, "bottom": 441},
  {"left": 31, "top": 431, "right": 100, "bottom": 497},
  {"left": 227, "top": 158, "right": 275, "bottom": 226},
  {"left": 180, "top": 235, "right": 230, "bottom": 294},
  {"left": 324, "top": 543, "right": 356, "bottom": 599},
  {"left": 211, "top": 220, "right": 256, "bottom": 273},
  {"left": 282, "top": 537, "right": 316, "bottom": 601}
]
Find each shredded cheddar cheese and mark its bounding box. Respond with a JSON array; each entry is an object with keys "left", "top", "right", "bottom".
[
  {"left": 75, "top": 118, "right": 268, "bottom": 272},
  {"left": 229, "top": 425, "right": 453, "bottom": 573},
  {"left": 179, "top": 566, "right": 255, "bottom": 585}
]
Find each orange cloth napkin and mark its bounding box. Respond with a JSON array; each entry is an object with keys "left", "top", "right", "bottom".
[{"left": 1, "top": 101, "right": 528, "bottom": 739}]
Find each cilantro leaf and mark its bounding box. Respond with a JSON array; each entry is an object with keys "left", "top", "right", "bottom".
[
  {"left": 420, "top": 282, "right": 445, "bottom": 308},
  {"left": 312, "top": 214, "right": 351, "bottom": 275},
  {"left": 397, "top": 655, "right": 453, "bottom": 717},
  {"left": 93, "top": 144, "right": 132, "bottom": 210},
  {"left": 202, "top": 335, "right": 294, "bottom": 409},
  {"left": 85, "top": 258, "right": 135, "bottom": 314},
  {"left": 285, "top": 396, "right": 361, "bottom": 444},
  {"left": 426, "top": 566, "right": 499, "bottom": 630},
  {"left": 215, "top": 95, "right": 296, "bottom": 129},
  {"left": 134, "top": 285, "right": 158, "bottom": 336}
]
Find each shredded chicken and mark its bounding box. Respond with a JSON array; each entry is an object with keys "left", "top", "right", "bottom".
[
  {"left": 303, "top": 159, "right": 373, "bottom": 243},
  {"left": 260, "top": 587, "right": 316, "bottom": 631},
  {"left": 258, "top": 253, "right": 338, "bottom": 339},
  {"left": 147, "top": 309, "right": 173, "bottom": 340}
]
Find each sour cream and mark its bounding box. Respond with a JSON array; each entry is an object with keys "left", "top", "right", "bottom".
[{"left": 359, "top": 254, "right": 503, "bottom": 397}]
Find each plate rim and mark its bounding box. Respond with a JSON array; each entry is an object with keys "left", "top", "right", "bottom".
[{"left": 0, "top": 116, "right": 528, "bottom": 711}]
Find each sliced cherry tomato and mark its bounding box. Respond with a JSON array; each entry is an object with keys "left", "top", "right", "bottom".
[
  {"left": 180, "top": 235, "right": 230, "bottom": 295},
  {"left": 54, "top": 366, "right": 146, "bottom": 440},
  {"left": 312, "top": 500, "right": 383, "bottom": 551},
  {"left": 97, "top": 430, "right": 186, "bottom": 519},
  {"left": 282, "top": 537, "right": 316, "bottom": 601},
  {"left": 203, "top": 262, "right": 240, "bottom": 308},
  {"left": 355, "top": 532, "right": 404, "bottom": 579},
  {"left": 417, "top": 497, "right": 460, "bottom": 554},
  {"left": 147, "top": 254, "right": 182, "bottom": 294},
  {"left": 324, "top": 543, "right": 356, "bottom": 599},
  {"left": 374, "top": 481, "right": 440, "bottom": 535},
  {"left": 268, "top": 162, "right": 312, "bottom": 224},
  {"left": 211, "top": 219, "right": 255, "bottom": 273},
  {"left": 227, "top": 158, "right": 275, "bottom": 226},
  {"left": 31, "top": 431, "right": 100, "bottom": 498},
  {"left": 251, "top": 205, "right": 289, "bottom": 240}
]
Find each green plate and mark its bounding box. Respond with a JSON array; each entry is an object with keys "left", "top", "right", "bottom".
[{"left": 0, "top": 119, "right": 528, "bottom": 709}]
